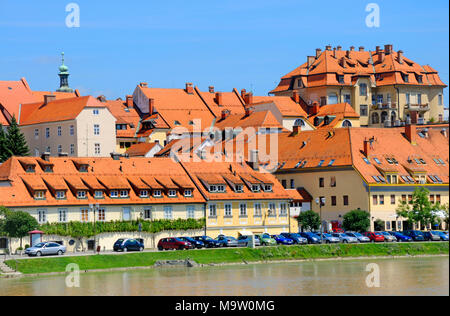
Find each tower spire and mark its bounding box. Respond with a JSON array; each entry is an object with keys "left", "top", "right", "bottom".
[{"left": 57, "top": 52, "right": 73, "bottom": 93}]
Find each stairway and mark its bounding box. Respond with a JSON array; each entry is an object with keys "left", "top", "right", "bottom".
[{"left": 0, "top": 258, "right": 21, "bottom": 276}]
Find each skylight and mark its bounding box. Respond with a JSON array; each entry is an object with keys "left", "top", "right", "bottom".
[
  {"left": 294, "top": 161, "right": 302, "bottom": 169},
  {"left": 328, "top": 159, "right": 336, "bottom": 166},
  {"left": 318, "top": 160, "right": 325, "bottom": 167},
  {"left": 373, "top": 158, "right": 381, "bottom": 164},
  {"left": 363, "top": 158, "right": 371, "bottom": 165}
]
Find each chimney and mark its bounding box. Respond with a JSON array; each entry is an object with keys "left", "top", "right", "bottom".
[
  {"left": 333, "top": 48, "right": 337, "bottom": 58},
  {"left": 245, "top": 106, "right": 254, "bottom": 117},
  {"left": 110, "top": 152, "right": 121, "bottom": 160},
  {"left": 325, "top": 45, "right": 332, "bottom": 51},
  {"left": 215, "top": 92, "right": 223, "bottom": 106},
  {"left": 307, "top": 56, "right": 315, "bottom": 68},
  {"left": 292, "top": 125, "right": 301, "bottom": 136},
  {"left": 359, "top": 46, "right": 365, "bottom": 52},
  {"left": 398, "top": 50, "right": 404, "bottom": 64},
  {"left": 340, "top": 57, "right": 347, "bottom": 68},
  {"left": 376, "top": 46, "right": 381, "bottom": 54},
  {"left": 244, "top": 92, "right": 254, "bottom": 105},
  {"left": 41, "top": 152, "right": 50, "bottom": 161},
  {"left": 337, "top": 45, "right": 342, "bottom": 51},
  {"left": 139, "top": 82, "right": 148, "bottom": 88},
  {"left": 292, "top": 91, "right": 300, "bottom": 103},
  {"left": 241, "top": 89, "right": 247, "bottom": 99},
  {"left": 346, "top": 50, "right": 351, "bottom": 58},
  {"left": 350, "top": 46, "right": 355, "bottom": 52},
  {"left": 316, "top": 48, "right": 322, "bottom": 58},
  {"left": 97, "top": 95, "right": 106, "bottom": 103},
  {"left": 410, "top": 111, "right": 418, "bottom": 124},
  {"left": 378, "top": 51, "right": 385, "bottom": 63},
  {"left": 126, "top": 95, "right": 133, "bottom": 108},
  {"left": 185, "top": 83, "right": 194, "bottom": 94},
  {"left": 249, "top": 149, "right": 259, "bottom": 171},
  {"left": 149, "top": 98, "right": 155, "bottom": 114},
  {"left": 44, "top": 95, "right": 56, "bottom": 105},
  {"left": 405, "top": 124, "right": 417, "bottom": 145},
  {"left": 221, "top": 109, "right": 230, "bottom": 120},
  {"left": 363, "top": 138, "right": 373, "bottom": 157},
  {"left": 208, "top": 86, "right": 215, "bottom": 93},
  {"left": 311, "top": 102, "right": 320, "bottom": 115},
  {"left": 384, "top": 44, "right": 393, "bottom": 55}
]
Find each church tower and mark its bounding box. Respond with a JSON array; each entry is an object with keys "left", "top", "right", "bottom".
[{"left": 56, "top": 52, "right": 74, "bottom": 93}]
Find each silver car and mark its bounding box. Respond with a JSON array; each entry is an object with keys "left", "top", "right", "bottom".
[
  {"left": 319, "top": 233, "right": 340, "bottom": 244},
  {"left": 25, "top": 242, "right": 66, "bottom": 257},
  {"left": 237, "top": 235, "right": 261, "bottom": 247},
  {"left": 332, "top": 233, "right": 359, "bottom": 244},
  {"left": 378, "top": 231, "right": 397, "bottom": 242},
  {"left": 217, "top": 236, "right": 239, "bottom": 247},
  {"left": 346, "top": 232, "right": 371, "bottom": 243}
]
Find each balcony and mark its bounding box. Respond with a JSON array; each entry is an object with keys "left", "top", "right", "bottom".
[
  {"left": 405, "top": 103, "right": 430, "bottom": 112},
  {"left": 372, "top": 102, "right": 397, "bottom": 110}
]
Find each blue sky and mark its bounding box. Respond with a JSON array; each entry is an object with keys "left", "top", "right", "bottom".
[{"left": 0, "top": 0, "right": 448, "bottom": 100}]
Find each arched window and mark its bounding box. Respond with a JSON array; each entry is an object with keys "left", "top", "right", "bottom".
[
  {"left": 294, "top": 119, "right": 306, "bottom": 127},
  {"left": 372, "top": 112, "right": 380, "bottom": 124},
  {"left": 381, "top": 111, "right": 388, "bottom": 123},
  {"left": 342, "top": 120, "right": 352, "bottom": 127}
]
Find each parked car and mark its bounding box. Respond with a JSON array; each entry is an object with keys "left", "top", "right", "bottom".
[
  {"left": 256, "top": 234, "right": 277, "bottom": 246},
  {"left": 402, "top": 230, "right": 425, "bottom": 242},
  {"left": 433, "top": 231, "right": 449, "bottom": 241},
  {"left": 157, "top": 238, "right": 193, "bottom": 251},
  {"left": 378, "top": 231, "right": 397, "bottom": 242},
  {"left": 179, "top": 237, "right": 204, "bottom": 249},
  {"left": 25, "top": 242, "right": 66, "bottom": 257},
  {"left": 280, "top": 233, "right": 308, "bottom": 245},
  {"left": 332, "top": 233, "right": 358, "bottom": 244},
  {"left": 345, "top": 232, "right": 370, "bottom": 243},
  {"left": 271, "top": 235, "right": 294, "bottom": 245},
  {"left": 363, "top": 232, "right": 385, "bottom": 243},
  {"left": 216, "top": 236, "right": 239, "bottom": 247},
  {"left": 194, "top": 236, "right": 222, "bottom": 248},
  {"left": 299, "top": 232, "right": 322, "bottom": 244},
  {"left": 319, "top": 233, "right": 340, "bottom": 244},
  {"left": 422, "top": 231, "right": 442, "bottom": 242},
  {"left": 113, "top": 238, "right": 145, "bottom": 252},
  {"left": 389, "top": 231, "right": 412, "bottom": 242},
  {"left": 237, "top": 235, "right": 261, "bottom": 247}
]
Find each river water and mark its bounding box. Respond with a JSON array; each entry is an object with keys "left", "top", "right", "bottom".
[{"left": 0, "top": 256, "right": 448, "bottom": 296}]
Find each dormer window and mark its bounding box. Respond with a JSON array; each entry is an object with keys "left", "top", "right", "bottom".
[
  {"left": 386, "top": 174, "right": 398, "bottom": 184},
  {"left": 26, "top": 165, "right": 35, "bottom": 173},
  {"left": 401, "top": 73, "right": 409, "bottom": 83},
  {"left": 140, "top": 190, "right": 149, "bottom": 198},
  {"left": 79, "top": 165, "right": 88, "bottom": 172},
  {"left": 236, "top": 185, "right": 244, "bottom": 193},
  {"left": 35, "top": 191, "right": 45, "bottom": 200},
  {"left": 184, "top": 189, "right": 193, "bottom": 197},
  {"left": 168, "top": 190, "right": 177, "bottom": 197},
  {"left": 264, "top": 185, "right": 273, "bottom": 192},
  {"left": 252, "top": 184, "right": 260, "bottom": 192},
  {"left": 153, "top": 190, "right": 162, "bottom": 198},
  {"left": 217, "top": 185, "right": 226, "bottom": 193},
  {"left": 120, "top": 190, "right": 129, "bottom": 198},
  {"left": 209, "top": 185, "right": 217, "bottom": 193},
  {"left": 95, "top": 191, "right": 104, "bottom": 199},
  {"left": 56, "top": 191, "right": 66, "bottom": 199},
  {"left": 110, "top": 190, "right": 119, "bottom": 198},
  {"left": 44, "top": 166, "right": 53, "bottom": 173},
  {"left": 77, "top": 191, "right": 87, "bottom": 199}
]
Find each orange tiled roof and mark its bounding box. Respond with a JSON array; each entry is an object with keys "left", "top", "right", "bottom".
[
  {"left": 102, "top": 98, "right": 141, "bottom": 138},
  {"left": 252, "top": 96, "right": 308, "bottom": 118},
  {"left": 0, "top": 78, "right": 36, "bottom": 125},
  {"left": 215, "top": 110, "right": 283, "bottom": 130},
  {"left": 307, "top": 103, "right": 359, "bottom": 128},
  {"left": 196, "top": 87, "right": 246, "bottom": 117},
  {"left": 126, "top": 142, "right": 160, "bottom": 157},
  {"left": 270, "top": 45, "right": 447, "bottom": 94}
]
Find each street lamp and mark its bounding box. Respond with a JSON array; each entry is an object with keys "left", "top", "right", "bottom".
[
  {"left": 89, "top": 203, "right": 100, "bottom": 254},
  {"left": 315, "top": 197, "right": 326, "bottom": 243}
]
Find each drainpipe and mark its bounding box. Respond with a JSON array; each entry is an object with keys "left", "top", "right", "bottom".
[{"left": 395, "top": 85, "right": 400, "bottom": 122}]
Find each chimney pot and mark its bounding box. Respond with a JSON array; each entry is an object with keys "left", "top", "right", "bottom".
[
  {"left": 405, "top": 124, "right": 417, "bottom": 145},
  {"left": 139, "top": 82, "right": 148, "bottom": 88},
  {"left": 245, "top": 106, "right": 254, "bottom": 117},
  {"left": 244, "top": 92, "right": 254, "bottom": 105},
  {"left": 215, "top": 92, "right": 223, "bottom": 106},
  {"left": 398, "top": 50, "right": 404, "bottom": 64},
  {"left": 209, "top": 86, "right": 215, "bottom": 93},
  {"left": 185, "top": 83, "right": 194, "bottom": 94},
  {"left": 307, "top": 56, "right": 315, "bottom": 68},
  {"left": 241, "top": 89, "right": 247, "bottom": 98},
  {"left": 292, "top": 125, "right": 300, "bottom": 135},
  {"left": 359, "top": 46, "right": 365, "bottom": 52},
  {"left": 325, "top": 45, "right": 332, "bottom": 51},
  {"left": 126, "top": 95, "right": 133, "bottom": 108},
  {"left": 378, "top": 51, "right": 385, "bottom": 63},
  {"left": 384, "top": 44, "right": 393, "bottom": 55},
  {"left": 250, "top": 149, "right": 259, "bottom": 171},
  {"left": 350, "top": 46, "right": 355, "bottom": 51},
  {"left": 148, "top": 98, "right": 155, "bottom": 114},
  {"left": 41, "top": 152, "right": 51, "bottom": 161},
  {"left": 363, "top": 139, "right": 373, "bottom": 157},
  {"left": 316, "top": 48, "right": 322, "bottom": 58},
  {"left": 337, "top": 45, "right": 342, "bottom": 51},
  {"left": 311, "top": 102, "right": 320, "bottom": 115},
  {"left": 221, "top": 109, "right": 230, "bottom": 120}
]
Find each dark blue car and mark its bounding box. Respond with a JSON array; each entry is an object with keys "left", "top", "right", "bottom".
[
  {"left": 389, "top": 232, "right": 412, "bottom": 242},
  {"left": 432, "top": 231, "right": 449, "bottom": 241},
  {"left": 113, "top": 238, "right": 144, "bottom": 252},
  {"left": 271, "top": 235, "right": 294, "bottom": 245},
  {"left": 403, "top": 230, "right": 425, "bottom": 241},
  {"left": 299, "top": 232, "right": 322, "bottom": 244},
  {"left": 194, "top": 236, "right": 222, "bottom": 248},
  {"left": 179, "top": 237, "right": 204, "bottom": 249},
  {"left": 281, "top": 233, "right": 308, "bottom": 245}
]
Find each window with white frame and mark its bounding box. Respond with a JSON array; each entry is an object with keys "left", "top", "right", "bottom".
[
  {"left": 94, "top": 124, "right": 100, "bottom": 135},
  {"left": 70, "top": 144, "right": 75, "bottom": 155},
  {"left": 164, "top": 206, "right": 173, "bottom": 219},
  {"left": 45, "top": 128, "right": 50, "bottom": 138},
  {"left": 95, "top": 191, "right": 103, "bottom": 199},
  {"left": 264, "top": 184, "right": 272, "bottom": 192},
  {"left": 56, "top": 191, "right": 66, "bottom": 199},
  {"left": 34, "top": 129, "right": 39, "bottom": 139},
  {"left": 93, "top": 109, "right": 99, "bottom": 115},
  {"left": 236, "top": 185, "right": 244, "bottom": 193},
  {"left": 110, "top": 190, "right": 119, "bottom": 198},
  {"left": 217, "top": 185, "right": 226, "bottom": 192},
  {"left": 209, "top": 204, "right": 217, "bottom": 217},
  {"left": 94, "top": 143, "right": 101, "bottom": 155},
  {"left": 184, "top": 189, "right": 192, "bottom": 197},
  {"left": 268, "top": 203, "right": 276, "bottom": 216},
  {"left": 57, "top": 145, "right": 62, "bottom": 154},
  {"left": 46, "top": 146, "right": 51, "bottom": 154},
  {"left": 57, "top": 126, "right": 62, "bottom": 136},
  {"left": 144, "top": 207, "right": 152, "bottom": 220},
  {"left": 98, "top": 208, "right": 106, "bottom": 221},
  {"left": 187, "top": 205, "right": 195, "bottom": 219},
  {"left": 279, "top": 203, "right": 288, "bottom": 216},
  {"left": 77, "top": 191, "right": 87, "bottom": 199},
  {"left": 209, "top": 185, "right": 217, "bottom": 193},
  {"left": 70, "top": 125, "right": 75, "bottom": 136},
  {"left": 38, "top": 209, "right": 47, "bottom": 223},
  {"left": 35, "top": 191, "right": 45, "bottom": 200},
  {"left": 58, "top": 209, "right": 67, "bottom": 222},
  {"left": 140, "top": 190, "right": 149, "bottom": 198},
  {"left": 438, "top": 94, "right": 443, "bottom": 106},
  {"left": 252, "top": 184, "right": 260, "bottom": 192},
  {"left": 239, "top": 203, "right": 247, "bottom": 217},
  {"left": 153, "top": 190, "right": 162, "bottom": 197},
  {"left": 168, "top": 190, "right": 177, "bottom": 197},
  {"left": 224, "top": 204, "right": 232, "bottom": 217},
  {"left": 81, "top": 209, "right": 89, "bottom": 222},
  {"left": 120, "top": 190, "right": 129, "bottom": 198},
  {"left": 254, "top": 203, "right": 262, "bottom": 216}
]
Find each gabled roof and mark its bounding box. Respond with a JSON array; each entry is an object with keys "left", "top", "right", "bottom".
[
  {"left": 126, "top": 142, "right": 161, "bottom": 157},
  {"left": 0, "top": 78, "right": 35, "bottom": 125},
  {"left": 19, "top": 96, "right": 106, "bottom": 126},
  {"left": 308, "top": 103, "right": 359, "bottom": 128},
  {"left": 196, "top": 87, "right": 246, "bottom": 117},
  {"left": 215, "top": 110, "right": 283, "bottom": 130},
  {"left": 102, "top": 98, "right": 141, "bottom": 138},
  {"left": 251, "top": 96, "right": 308, "bottom": 118}
]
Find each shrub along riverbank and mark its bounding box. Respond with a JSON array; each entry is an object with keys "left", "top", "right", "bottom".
[{"left": 6, "top": 242, "right": 448, "bottom": 275}]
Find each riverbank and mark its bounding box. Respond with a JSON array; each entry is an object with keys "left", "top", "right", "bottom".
[{"left": 5, "top": 242, "right": 449, "bottom": 275}]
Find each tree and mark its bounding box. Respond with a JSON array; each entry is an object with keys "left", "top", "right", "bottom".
[
  {"left": 297, "top": 210, "right": 321, "bottom": 232},
  {"left": 3, "top": 211, "right": 38, "bottom": 248},
  {"left": 342, "top": 209, "right": 370, "bottom": 232},
  {"left": 374, "top": 219, "right": 385, "bottom": 231},
  {"left": 5, "top": 116, "right": 29, "bottom": 159},
  {"left": 396, "top": 187, "right": 441, "bottom": 230},
  {"left": 0, "top": 125, "right": 10, "bottom": 162}
]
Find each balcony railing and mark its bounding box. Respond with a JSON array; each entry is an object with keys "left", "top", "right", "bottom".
[
  {"left": 372, "top": 102, "right": 397, "bottom": 110},
  {"left": 405, "top": 103, "right": 430, "bottom": 111}
]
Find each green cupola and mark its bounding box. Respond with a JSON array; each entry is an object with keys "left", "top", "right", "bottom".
[{"left": 57, "top": 52, "right": 73, "bottom": 93}]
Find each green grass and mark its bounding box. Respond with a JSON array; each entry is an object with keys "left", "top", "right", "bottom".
[{"left": 6, "top": 242, "right": 449, "bottom": 275}]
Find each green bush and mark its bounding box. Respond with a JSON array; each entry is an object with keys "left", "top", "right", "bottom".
[{"left": 39, "top": 218, "right": 205, "bottom": 238}]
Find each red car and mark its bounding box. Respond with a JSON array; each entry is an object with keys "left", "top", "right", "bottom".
[
  {"left": 158, "top": 238, "right": 194, "bottom": 251},
  {"left": 363, "top": 232, "right": 385, "bottom": 243}
]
